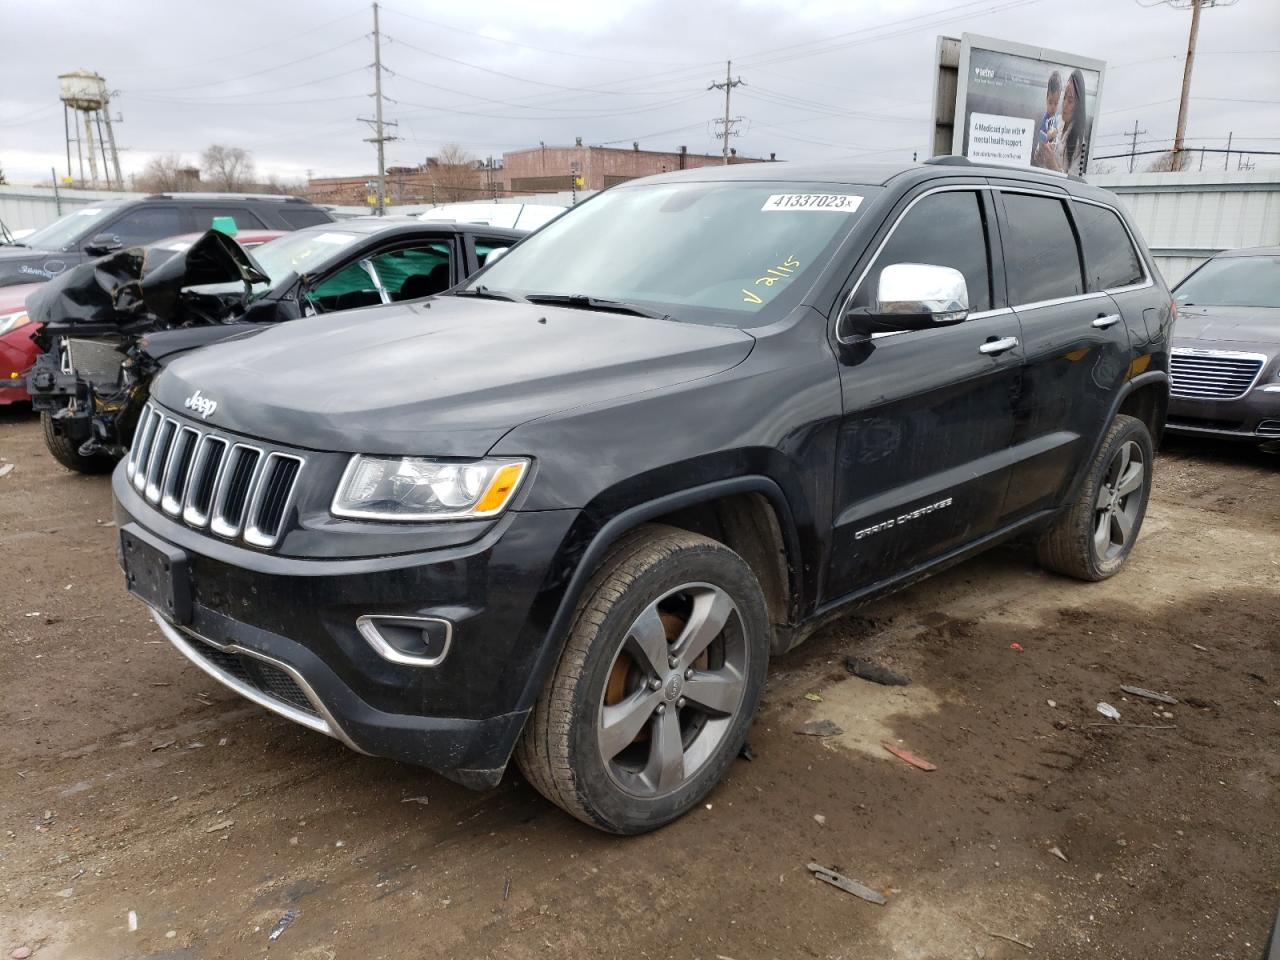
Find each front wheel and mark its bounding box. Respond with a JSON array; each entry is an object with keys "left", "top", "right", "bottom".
[
  {"left": 41, "top": 411, "right": 116, "bottom": 474},
  {"left": 515, "top": 525, "right": 770, "bottom": 834},
  {"left": 1036, "top": 414, "right": 1154, "bottom": 581}
]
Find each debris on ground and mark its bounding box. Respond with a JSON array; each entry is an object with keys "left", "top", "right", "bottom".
[
  {"left": 1009, "top": 642, "right": 1023, "bottom": 651},
  {"left": 803, "top": 692, "right": 823, "bottom": 703},
  {"left": 204, "top": 819, "right": 234, "bottom": 834},
  {"left": 150, "top": 739, "right": 176, "bottom": 752},
  {"left": 738, "top": 742, "right": 757, "bottom": 761},
  {"left": 842, "top": 656, "right": 911, "bottom": 686},
  {"left": 400, "top": 796, "right": 430, "bottom": 805},
  {"left": 1096, "top": 702, "right": 1121, "bottom": 721},
  {"left": 813, "top": 814, "right": 827, "bottom": 826},
  {"left": 1049, "top": 846, "right": 1069, "bottom": 862},
  {"left": 503, "top": 878, "right": 511, "bottom": 901},
  {"left": 806, "top": 863, "right": 887, "bottom": 905},
  {"left": 0, "top": 463, "right": 15, "bottom": 478},
  {"left": 11, "top": 947, "right": 32, "bottom": 959},
  {"left": 267, "top": 910, "right": 298, "bottom": 941},
  {"left": 1120, "top": 685, "right": 1179, "bottom": 705},
  {"left": 127, "top": 910, "right": 138, "bottom": 932},
  {"left": 796, "top": 719, "right": 843, "bottom": 737},
  {"left": 882, "top": 742, "right": 938, "bottom": 771}
]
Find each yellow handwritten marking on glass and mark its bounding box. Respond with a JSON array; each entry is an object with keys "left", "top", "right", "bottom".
[
  {"left": 744, "top": 255, "right": 802, "bottom": 303},
  {"left": 742, "top": 289, "right": 764, "bottom": 305}
]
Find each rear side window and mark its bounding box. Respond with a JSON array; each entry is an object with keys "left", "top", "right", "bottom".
[
  {"left": 850, "top": 190, "right": 992, "bottom": 313},
  {"left": 280, "top": 207, "right": 333, "bottom": 229},
  {"left": 103, "top": 206, "right": 183, "bottom": 246},
  {"left": 1000, "top": 193, "right": 1083, "bottom": 305},
  {"left": 191, "top": 206, "right": 267, "bottom": 231},
  {"left": 1073, "top": 202, "right": 1144, "bottom": 291}
]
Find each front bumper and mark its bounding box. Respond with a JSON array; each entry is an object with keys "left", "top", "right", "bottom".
[
  {"left": 113, "top": 464, "right": 579, "bottom": 790},
  {"left": 1166, "top": 383, "right": 1280, "bottom": 441}
]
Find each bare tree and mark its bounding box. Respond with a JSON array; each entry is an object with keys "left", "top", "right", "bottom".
[
  {"left": 201, "top": 144, "right": 256, "bottom": 191},
  {"left": 258, "top": 173, "right": 308, "bottom": 196},
  {"left": 432, "top": 143, "right": 481, "bottom": 202},
  {"left": 135, "top": 153, "right": 201, "bottom": 192},
  {"left": 0, "top": 164, "right": 7, "bottom": 185},
  {"left": 1146, "top": 150, "right": 1192, "bottom": 172}
]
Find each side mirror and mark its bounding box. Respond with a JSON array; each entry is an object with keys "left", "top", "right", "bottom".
[
  {"left": 482, "top": 247, "right": 509, "bottom": 266},
  {"left": 844, "top": 262, "right": 969, "bottom": 336},
  {"left": 84, "top": 233, "right": 123, "bottom": 256}
]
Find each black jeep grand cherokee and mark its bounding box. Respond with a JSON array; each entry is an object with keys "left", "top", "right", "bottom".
[{"left": 112, "top": 159, "right": 1173, "bottom": 834}]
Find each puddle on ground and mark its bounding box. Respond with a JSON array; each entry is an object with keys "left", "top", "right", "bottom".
[{"left": 806, "top": 677, "right": 943, "bottom": 761}]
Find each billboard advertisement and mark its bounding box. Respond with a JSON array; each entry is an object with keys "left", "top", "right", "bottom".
[{"left": 950, "top": 34, "right": 1106, "bottom": 176}]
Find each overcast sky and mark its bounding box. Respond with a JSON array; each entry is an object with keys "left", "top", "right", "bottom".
[{"left": 1, "top": 0, "right": 1277, "bottom": 184}]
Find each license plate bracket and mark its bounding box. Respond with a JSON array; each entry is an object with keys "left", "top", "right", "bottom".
[{"left": 120, "top": 524, "right": 192, "bottom": 624}]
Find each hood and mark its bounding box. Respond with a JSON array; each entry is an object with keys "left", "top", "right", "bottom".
[
  {"left": 25, "top": 230, "right": 267, "bottom": 334},
  {"left": 1173, "top": 305, "right": 1280, "bottom": 347},
  {"left": 0, "top": 282, "right": 44, "bottom": 314},
  {"left": 151, "top": 295, "right": 756, "bottom": 456}
]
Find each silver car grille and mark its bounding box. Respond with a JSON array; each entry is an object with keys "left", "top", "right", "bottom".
[
  {"left": 1169, "top": 349, "right": 1266, "bottom": 401},
  {"left": 125, "top": 403, "right": 304, "bottom": 549}
]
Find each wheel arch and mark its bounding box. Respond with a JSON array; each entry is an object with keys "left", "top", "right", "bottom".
[{"left": 512, "top": 475, "right": 805, "bottom": 721}]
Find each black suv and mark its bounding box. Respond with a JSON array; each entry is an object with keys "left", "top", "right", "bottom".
[
  {"left": 0, "top": 193, "right": 332, "bottom": 287},
  {"left": 111, "top": 159, "right": 1173, "bottom": 834}
]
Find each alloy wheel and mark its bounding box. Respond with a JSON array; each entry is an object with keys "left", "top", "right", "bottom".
[
  {"left": 1093, "top": 439, "right": 1145, "bottom": 562},
  {"left": 597, "top": 582, "right": 747, "bottom": 797}
]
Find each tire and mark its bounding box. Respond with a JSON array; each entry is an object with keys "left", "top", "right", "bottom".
[
  {"left": 41, "top": 411, "right": 116, "bottom": 475},
  {"left": 1036, "top": 414, "right": 1154, "bottom": 581},
  {"left": 515, "top": 524, "right": 770, "bottom": 834}
]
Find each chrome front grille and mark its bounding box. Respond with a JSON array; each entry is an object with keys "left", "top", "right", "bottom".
[
  {"left": 1170, "top": 349, "right": 1266, "bottom": 401},
  {"left": 126, "top": 404, "right": 304, "bottom": 548}
]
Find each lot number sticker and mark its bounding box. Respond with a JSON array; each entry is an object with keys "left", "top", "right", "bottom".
[{"left": 762, "top": 194, "right": 862, "bottom": 212}]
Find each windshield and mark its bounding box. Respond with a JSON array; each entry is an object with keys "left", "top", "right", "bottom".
[
  {"left": 1175, "top": 255, "right": 1280, "bottom": 309},
  {"left": 20, "top": 205, "right": 120, "bottom": 251},
  {"left": 462, "top": 181, "right": 877, "bottom": 325}
]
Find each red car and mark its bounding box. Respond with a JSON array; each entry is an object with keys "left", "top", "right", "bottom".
[{"left": 0, "top": 230, "right": 284, "bottom": 404}]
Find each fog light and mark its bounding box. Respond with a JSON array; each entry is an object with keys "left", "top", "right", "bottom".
[{"left": 355, "top": 615, "right": 452, "bottom": 667}]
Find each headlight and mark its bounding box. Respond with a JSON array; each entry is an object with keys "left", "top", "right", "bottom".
[
  {"left": 331, "top": 455, "right": 529, "bottom": 521},
  {"left": 0, "top": 311, "right": 30, "bottom": 337}
]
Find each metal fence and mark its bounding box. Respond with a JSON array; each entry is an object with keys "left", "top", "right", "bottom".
[
  {"left": 0, "top": 184, "right": 129, "bottom": 233},
  {"left": 1089, "top": 170, "right": 1280, "bottom": 285}
]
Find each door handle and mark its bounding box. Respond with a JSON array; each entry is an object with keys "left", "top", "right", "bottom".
[
  {"left": 979, "top": 336, "right": 1019, "bottom": 355},
  {"left": 1092, "top": 313, "right": 1121, "bottom": 329}
]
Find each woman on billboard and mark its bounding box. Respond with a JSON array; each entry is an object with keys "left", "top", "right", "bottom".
[{"left": 1033, "top": 68, "right": 1088, "bottom": 175}]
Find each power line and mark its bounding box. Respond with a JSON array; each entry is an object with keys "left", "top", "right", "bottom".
[
  {"left": 378, "top": 4, "right": 714, "bottom": 68},
  {"left": 125, "top": 37, "right": 367, "bottom": 94}
]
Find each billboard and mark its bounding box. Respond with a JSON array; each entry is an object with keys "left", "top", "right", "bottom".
[{"left": 948, "top": 34, "right": 1106, "bottom": 176}]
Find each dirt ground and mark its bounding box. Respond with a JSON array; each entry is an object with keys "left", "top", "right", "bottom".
[{"left": 1, "top": 404, "right": 1277, "bottom": 960}]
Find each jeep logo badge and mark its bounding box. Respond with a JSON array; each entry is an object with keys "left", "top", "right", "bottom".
[{"left": 184, "top": 389, "right": 218, "bottom": 420}]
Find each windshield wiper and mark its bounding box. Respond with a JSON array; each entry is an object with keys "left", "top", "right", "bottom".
[
  {"left": 453, "top": 285, "right": 522, "bottom": 303},
  {"left": 523, "top": 293, "right": 667, "bottom": 319}
]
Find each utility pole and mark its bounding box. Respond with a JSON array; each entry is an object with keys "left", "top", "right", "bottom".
[
  {"left": 101, "top": 96, "right": 124, "bottom": 190},
  {"left": 358, "top": 2, "right": 398, "bottom": 215},
  {"left": 708, "top": 60, "right": 745, "bottom": 165},
  {"left": 1224, "top": 131, "right": 1232, "bottom": 171},
  {"left": 1126, "top": 120, "right": 1148, "bottom": 173},
  {"left": 1172, "top": 0, "right": 1202, "bottom": 169}
]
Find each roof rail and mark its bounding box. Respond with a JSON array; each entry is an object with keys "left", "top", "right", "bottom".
[
  {"left": 924, "top": 154, "right": 1087, "bottom": 183},
  {"left": 142, "top": 192, "right": 310, "bottom": 203}
]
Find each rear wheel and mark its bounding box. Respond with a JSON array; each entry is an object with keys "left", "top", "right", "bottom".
[
  {"left": 41, "top": 411, "right": 116, "bottom": 474},
  {"left": 1036, "top": 414, "right": 1153, "bottom": 581},
  {"left": 515, "top": 525, "right": 770, "bottom": 834}
]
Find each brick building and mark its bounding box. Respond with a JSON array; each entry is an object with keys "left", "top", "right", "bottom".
[
  {"left": 307, "top": 144, "right": 774, "bottom": 207},
  {"left": 500, "top": 143, "right": 773, "bottom": 194}
]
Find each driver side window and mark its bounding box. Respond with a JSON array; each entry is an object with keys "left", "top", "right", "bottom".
[
  {"left": 307, "top": 260, "right": 381, "bottom": 313},
  {"left": 848, "top": 190, "right": 992, "bottom": 314}
]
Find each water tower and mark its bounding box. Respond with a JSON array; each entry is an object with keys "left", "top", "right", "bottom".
[{"left": 59, "top": 70, "right": 124, "bottom": 189}]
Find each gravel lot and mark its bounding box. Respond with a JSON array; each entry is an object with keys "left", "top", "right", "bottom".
[{"left": 2, "top": 404, "right": 1277, "bottom": 960}]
